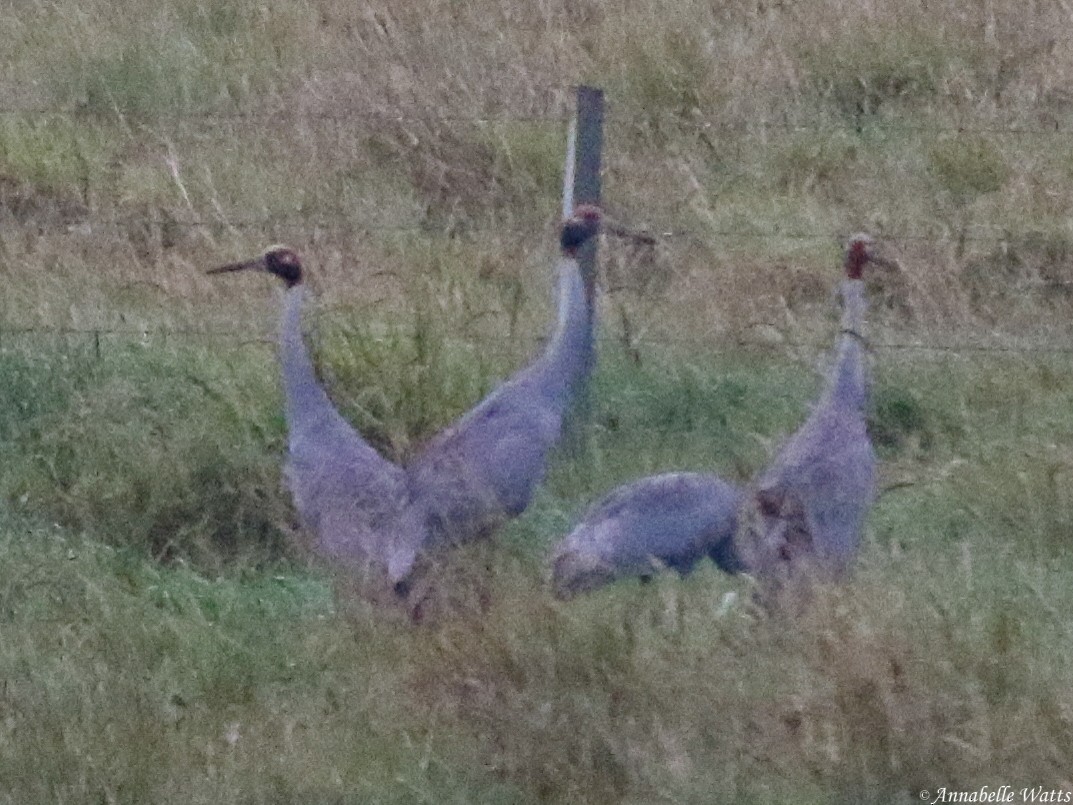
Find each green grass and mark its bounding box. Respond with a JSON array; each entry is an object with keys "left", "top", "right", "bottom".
[
  {"left": 2, "top": 0, "right": 1073, "bottom": 800},
  {"left": 0, "top": 342, "right": 292, "bottom": 569},
  {"left": 0, "top": 336, "right": 1072, "bottom": 801}
]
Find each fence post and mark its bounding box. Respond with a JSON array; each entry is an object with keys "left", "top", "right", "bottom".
[{"left": 561, "top": 85, "right": 604, "bottom": 456}]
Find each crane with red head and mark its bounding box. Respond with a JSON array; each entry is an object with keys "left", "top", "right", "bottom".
[
  {"left": 735, "top": 233, "right": 896, "bottom": 600},
  {"left": 206, "top": 207, "right": 603, "bottom": 602}
]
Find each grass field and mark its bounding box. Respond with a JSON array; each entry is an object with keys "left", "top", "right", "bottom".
[{"left": 2, "top": 0, "right": 1073, "bottom": 802}]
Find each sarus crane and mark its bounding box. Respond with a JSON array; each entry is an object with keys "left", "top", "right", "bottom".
[
  {"left": 734, "top": 234, "right": 894, "bottom": 598},
  {"left": 207, "top": 207, "right": 602, "bottom": 599},
  {"left": 551, "top": 471, "right": 744, "bottom": 598},
  {"left": 207, "top": 246, "right": 424, "bottom": 602},
  {"left": 407, "top": 205, "right": 602, "bottom": 549}
]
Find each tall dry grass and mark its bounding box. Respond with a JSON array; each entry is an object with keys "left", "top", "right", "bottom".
[
  {"left": 3, "top": 0, "right": 1073, "bottom": 347},
  {"left": 1, "top": 1, "right": 1073, "bottom": 802}
]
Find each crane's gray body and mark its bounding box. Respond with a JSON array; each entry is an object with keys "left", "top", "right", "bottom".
[
  {"left": 736, "top": 276, "right": 876, "bottom": 584},
  {"left": 211, "top": 213, "right": 600, "bottom": 596},
  {"left": 408, "top": 243, "right": 596, "bottom": 549},
  {"left": 278, "top": 285, "right": 424, "bottom": 585},
  {"left": 551, "top": 472, "right": 744, "bottom": 598}
]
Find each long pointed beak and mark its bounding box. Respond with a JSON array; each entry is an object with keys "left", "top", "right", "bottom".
[
  {"left": 590, "top": 207, "right": 658, "bottom": 247},
  {"left": 206, "top": 255, "right": 266, "bottom": 276},
  {"left": 869, "top": 255, "right": 899, "bottom": 271},
  {"left": 604, "top": 222, "right": 657, "bottom": 246}
]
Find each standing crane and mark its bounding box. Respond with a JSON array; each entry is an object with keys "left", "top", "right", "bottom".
[
  {"left": 206, "top": 246, "right": 426, "bottom": 601},
  {"left": 206, "top": 208, "right": 602, "bottom": 598},
  {"left": 550, "top": 472, "right": 744, "bottom": 599},
  {"left": 735, "top": 234, "right": 894, "bottom": 596},
  {"left": 406, "top": 205, "right": 602, "bottom": 549}
]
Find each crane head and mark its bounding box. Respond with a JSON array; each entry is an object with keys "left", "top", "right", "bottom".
[
  {"left": 844, "top": 233, "right": 897, "bottom": 279},
  {"left": 206, "top": 245, "right": 304, "bottom": 288},
  {"left": 560, "top": 204, "right": 602, "bottom": 256},
  {"left": 551, "top": 547, "right": 613, "bottom": 599}
]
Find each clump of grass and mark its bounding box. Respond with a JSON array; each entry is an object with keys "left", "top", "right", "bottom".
[
  {"left": 41, "top": 0, "right": 316, "bottom": 120},
  {"left": 962, "top": 229, "right": 1073, "bottom": 321},
  {"left": 927, "top": 134, "right": 1009, "bottom": 261},
  {"left": 608, "top": 22, "right": 713, "bottom": 140},
  {"left": 74, "top": 40, "right": 218, "bottom": 120},
  {"left": 1, "top": 342, "right": 292, "bottom": 570},
  {"left": 478, "top": 121, "right": 566, "bottom": 213},
  {"left": 870, "top": 384, "right": 934, "bottom": 454},
  {"left": 404, "top": 541, "right": 1073, "bottom": 803},
  {"left": 799, "top": 24, "right": 947, "bottom": 122},
  {"left": 771, "top": 128, "right": 860, "bottom": 194},
  {"left": 585, "top": 353, "right": 809, "bottom": 486},
  {"left": 316, "top": 313, "right": 498, "bottom": 460},
  {"left": 929, "top": 136, "right": 1009, "bottom": 206},
  {"left": 0, "top": 346, "right": 98, "bottom": 445},
  {"left": 0, "top": 116, "right": 109, "bottom": 206},
  {"left": 314, "top": 234, "right": 554, "bottom": 457},
  {"left": 950, "top": 439, "right": 1073, "bottom": 562},
  {"left": 366, "top": 117, "right": 567, "bottom": 226}
]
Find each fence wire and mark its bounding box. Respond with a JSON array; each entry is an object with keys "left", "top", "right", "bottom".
[
  {"left": 2, "top": 105, "right": 1072, "bottom": 135},
  {"left": 1, "top": 324, "right": 1071, "bottom": 361},
  {"left": 6, "top": 214, "right": 1069, "bottom": 250},
  {"left": 2, "top": 106, "right": 1073, "bottom": 359},
  {"left": 27, "top": 220, "right": 1056, "bottom": 243}
]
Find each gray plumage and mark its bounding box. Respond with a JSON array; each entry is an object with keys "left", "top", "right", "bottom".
[
  {"left": 551, "top": 472, "right": 744, "bottom": 599},
  {"left": 407, "top": 205, "right": 602, "bottom": 549},
  {"left": 735, "top": 234, "right": 892, "bottom": 587},
  {"left": 207, "top": 209, "right": 601, "bottom": 593},
  {"left": 207, "top": 247, "right": 423, "bottom": 595}
]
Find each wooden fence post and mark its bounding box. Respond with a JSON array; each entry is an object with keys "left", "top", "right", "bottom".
[{"left": 561, "top": 85, "right": 604, "bottom": 455}]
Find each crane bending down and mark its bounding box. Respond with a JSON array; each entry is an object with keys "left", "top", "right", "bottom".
[
  {"left": 734, "top": 234, "right": 894, "bottom": 593},
  {"left": 206, "top": 207, "right": 602, "bottom": 595},
  {"left": 551, "top": 472, "right": 744, "bottom": 599},
  {"left": 407, "top": 205, "right": 602, "bottom": 549}
]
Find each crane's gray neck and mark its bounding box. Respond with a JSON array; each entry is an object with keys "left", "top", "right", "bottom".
[
  {"left": 279, "top": 286, "right": 334, "bottom": 428},
  {"left": 821, "top": 279, "right": 868, "bottom": 412},
  {"left": 533, "top": 255, "right": 593, "bottom": 402},
  {"left": 279, "top": 286, "right": 393, "bottom": 469}
]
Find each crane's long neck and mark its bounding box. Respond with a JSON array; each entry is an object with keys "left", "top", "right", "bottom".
[
  {"left": 279, "top": 285, "right": 348, "bottom": 436},
  {"left": 280, "top": 285, "right": 328, "bottom": 425},
  {"left": 279, "top": 284, "right": 396, "bottom": 474},
  {"left": 821, "top": 279, "right": 868, "bottom": 412},
  {"left": 534, "top": 254, "right": 593, "bottom": 403}
]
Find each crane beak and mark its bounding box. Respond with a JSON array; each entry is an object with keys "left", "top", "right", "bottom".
[
  {"left": 604, "top": 222, "right": 657, "bottom": 246},
  {"left": 206, "top": 255, "right": 267, "bottom": 276},
  {"left": 868, "top": 254, "right": 899, "bottom": 271},
  {"left": 582, "top": 207, "right": 658, "bottom": 246}
]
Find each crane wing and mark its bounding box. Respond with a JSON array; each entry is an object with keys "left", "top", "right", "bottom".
[
  {"left": 551, "top": 472, "right": 744, "bottom": 598},
  {"left": 285, "top": 421, "right": 418, "bottom": 579},
  {"left": 744, "top": 404, "right": 876, "bottom": 577},
  {"left": 409, "top": 377, "right": 564, "bottom": 546}
]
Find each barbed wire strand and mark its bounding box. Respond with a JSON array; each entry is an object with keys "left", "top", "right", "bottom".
[
  {"left": 0, "top": 105, "right": 1069, "bottom": 136},
  {"left": 9, "top": 213, "right": 1071, "bottom": 249},
  {"left": 2, "top": 107, "right": 1072, "bottom": 359},
  {"left": 2, "top": 325, "right": 1072, "bottom": 358}
]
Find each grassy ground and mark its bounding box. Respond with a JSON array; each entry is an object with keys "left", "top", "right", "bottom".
[
  {"left": 1, "top": 342, "right": 1072, "bottom": 803},
  {"left": 2, "top": 0, "right": 1073, "bottom": 801}
]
